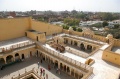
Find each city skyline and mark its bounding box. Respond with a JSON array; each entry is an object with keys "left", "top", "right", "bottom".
[{"left": 0, "top": 0, "right": 120, "bottom": 12}]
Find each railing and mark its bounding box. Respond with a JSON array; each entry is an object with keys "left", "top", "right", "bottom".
[
  {"left": 12, "top": 68, "right": 43, "bottom": 79},
  {"left": 42, "top": 45, "right": 93, "bottom": 72},
  {"left": 40, "top": 45, "right": 93, "bottom": 79},
  {"left": 66, "top": 47, "right": 89, "bottom": 58},
  {"left": 0, "top": 41, "right": 35, "bottom": 53}
]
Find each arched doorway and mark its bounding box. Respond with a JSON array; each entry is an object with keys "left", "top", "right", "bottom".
[
  {"left": 57, "top": 40, "right": 58, "bottom": 44},
  {"left": 60, "top": 63, "right": 63, "bottom": 70},
  {"left": 55, "top": 60, "right": 58, "bottom": 68},
  {"left": 71, "top": 41, "right": 73, "bottom": 45},
  {"left": 36, "top": 50, "right": 38, "bottom": 57},
  {"left": 71, "top": 69, "right": 74, "bottom": 76},
  {"left": 0, "top": 58, "right": 5, "bottom": 65},
  {"left": 30, "top": 51, "right": 32, "bottom": 57},
  {"left": 67, "top": 66, "right": 70, "bottom": 73},
  {"left": 6, "top": 55, "right": 14, "bottom": 63},
  {"left": 80, "top": 43, "right": 85, "bottom": 51},
  {"left": 64, "top": 65, "right": 66, "bottom": 72},
  {"left": 15, "top": 53, "right": 20, "bottom": 61},
  {"left": 44, "top": 32, "right": 46, "bottom": 36},
  {"left": 66, "top": 39, "right": 68, "bottom": 44},
  {"left": 87, "top": 45, "right": 92, "bottom": 52},
  {"left": 74, "top": 41, "right": 77, "bottom": 46},
  {"left": 36, "top": 36, "right": 38, "bottom": 41},
  {"left": 25, "top": 32, "right": 27, "bottom": 36},
  {"left": 21, "top": 54, "right": 25, "bottom": 59}
]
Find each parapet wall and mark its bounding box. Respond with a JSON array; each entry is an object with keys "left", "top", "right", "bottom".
[
  {"left": 114, "top": 39, "right": 120, "bottom": 47},
  {"left": 63, "top": 29, "right": 107, "bottom": 42},
  {"left": 31, "top": 20, "right": 63, "bottom": 35},
  {"left": 0, "top": 17, "right": 30, "bottom": 41},
  {"left": 102, "top": 50, "right": 120, "bottom": 66}
]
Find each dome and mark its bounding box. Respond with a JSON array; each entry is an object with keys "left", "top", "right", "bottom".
[
  {"left": 68, "top": 27, "right": 73, "bottom": 31},
  {"left": 107, "top": 34, "right": 113, "bottom": 39}
]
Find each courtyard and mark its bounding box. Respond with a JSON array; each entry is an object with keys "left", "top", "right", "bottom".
[{"left": 0, "top": 56, "right": 75, "bottom": 79}]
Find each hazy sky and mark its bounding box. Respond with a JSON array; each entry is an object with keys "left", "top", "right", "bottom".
[{"left": 0, "top": 0, "right": 120, "bottom": 12}]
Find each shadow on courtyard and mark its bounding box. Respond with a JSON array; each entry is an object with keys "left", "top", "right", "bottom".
[{"left": 0, "top": 57, "right": 38, "bottom": 78}]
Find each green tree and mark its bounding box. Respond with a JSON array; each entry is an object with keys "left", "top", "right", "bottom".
[
  {"left": 114, "top": 24, "right": 119, "bottom": 29},
  {"left": 92, "top": 23, "right": 102, "bottom": 30},
  {"left": 63, "top": 18, "right": 79, "bottom": 26},
  {"left": 107, "top": 28, "right": 120, "bottom": 39},
  {"left": 102, "top": 13, "right": 114, "bottom": 21},
  {"left": 102, "top": 21, "right": 108, "bottom": 27},
  {"left": 62, "top": 25, "right": 69, "bottom": 30},
  {"left": 72, "top": 26, "right": 77, "bottom": 31},
  {"left": 75, "top": 13, "right": 86, "bottom": 19},
  {"left": 77, "top": 28, "right": 82, "bottom": 32}
]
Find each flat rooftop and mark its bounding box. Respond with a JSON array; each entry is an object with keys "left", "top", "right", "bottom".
[{"left": 0, "top": 37, "right": 34, "bottom": 52}]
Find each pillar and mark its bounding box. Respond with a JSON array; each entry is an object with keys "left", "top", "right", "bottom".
[
  {"left": 13, "top": 56, "right": 15, "bottom": 62},
  {"left": 19, "top": 54, "right": 22, "bottom": 59},
  {"left": 3, "top": 57, "right": 7, "bottom": 64},
  {"left": 58, "top": 62, "right": 60, "bottom": 69},
  {"left": 66, "top": 66, "right": 67, "bottom": 72},
  {"left": 69, "top": 68, "right": 72, "bottom": 75},
  {"left": 84, "top": 44, "right": 87, "bottom": 51},
  {"left": 74, "top": 70, "right": 76, "bottom": 78},
  {"left": 77, "top": 42, "right": 80, "bottom": 47}
]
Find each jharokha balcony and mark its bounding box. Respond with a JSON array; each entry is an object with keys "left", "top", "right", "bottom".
[{"left": 0, "top": 37, "right": 35, "bottom": 54}]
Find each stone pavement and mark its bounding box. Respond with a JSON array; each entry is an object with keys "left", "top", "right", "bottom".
[{"left": 0, "top": 57, "right": 75, "bottom": 79}]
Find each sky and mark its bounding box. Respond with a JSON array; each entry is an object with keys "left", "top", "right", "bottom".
[{"left": 0, "top": 0, "right": 120, "bottom": 12}]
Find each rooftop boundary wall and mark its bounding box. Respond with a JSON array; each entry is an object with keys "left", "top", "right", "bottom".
[
  {"left": 0, "top": 17, "right": 31, "bottom": 41},
  {"left": 63, "top": 29, "right": 107, "bottom": 43},
  {"left": 31, "top": 20, "right": 63, "bottom": 36}
]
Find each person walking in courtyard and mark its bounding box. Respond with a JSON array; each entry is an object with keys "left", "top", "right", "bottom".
[
  {"left": 48, "top": 64, "right": 51, "bottom": 70},
  {"left": 46, "top": 74, "right": 48, "bottom": 79},
  {"left": 40, "top": 68, "right": 43, "bottom": 75},
  {"left": 56, "top": 68, "right": 58, "bottom": 73},
  {"left": 58, "top": 69, "right": 61, "bottom": 74},
  {"left": 43, "top": 69, "right": 45, "bottom": 76},
  {"left": 38, "top": 62, "right": 40, "bottom": 68}
]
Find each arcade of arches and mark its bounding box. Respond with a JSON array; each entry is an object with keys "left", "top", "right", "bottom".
[
  {"left": 37, "top": 50, "right": 84, "bottom": 79},
  {"left": 0, "top": 47, "right": 36, "bottom": 64},
  {"left": 64, "top": 37, "right": 99, "bottom": 53}
]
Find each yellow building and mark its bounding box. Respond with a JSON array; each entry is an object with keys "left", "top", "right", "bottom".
[{"left": 0, "top": 17, "right": 120, "bottom": 79}]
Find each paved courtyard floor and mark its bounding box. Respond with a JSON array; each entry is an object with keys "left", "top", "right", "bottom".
[{"left": 0, "top": 57, "right": 75, "bottom": 79}]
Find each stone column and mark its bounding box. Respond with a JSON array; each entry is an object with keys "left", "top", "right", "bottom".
[
  {"left": 69, "top": 68, "right": 72, "bottom": 75},
  {"left": 58, "top": 62, "right": 60, "bottom": 69},
  {"left": 13, "top": 56, "right": 15, "bottom": 62},
  {"left": 3, "top": 57, "right": 7, "bottom": 64},
  {"left": 74, "top": 69, "right": 76, "bottom": 78},
  {"left": 19, "top": 54, "right": 22, "bottom": 59},
  {"left": 66, "top": 66, "right": 67, "bottom": 73},
  {"left": 77, "top": 41, "right": 80, "bottom": 47},
  {"left": 84, "top": 44, "right": 87, "bottom": 51}
]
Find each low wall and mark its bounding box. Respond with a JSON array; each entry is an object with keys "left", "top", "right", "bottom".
[
  {"left": 63, "top": 29, "right": 69, "bottom": 34},
  {"left": 114, "top": 39, "right": 120, "bottom": 47},
  {"left": 62, "top": 29, "right": 107, "bottom": 43},
  {"left": 102, "top": 50, "right": 120, "bottom": 66},
  {"left": 31, "top": 20, "right": 63, "bottom": 35}
]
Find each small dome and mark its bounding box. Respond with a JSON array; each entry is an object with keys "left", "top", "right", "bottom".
[
  {"left": 68, "top": 27, "right": 73, "bottom": 31},
  {"left": 107, "top": 34, "right": 113, "bottom": 39}
]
